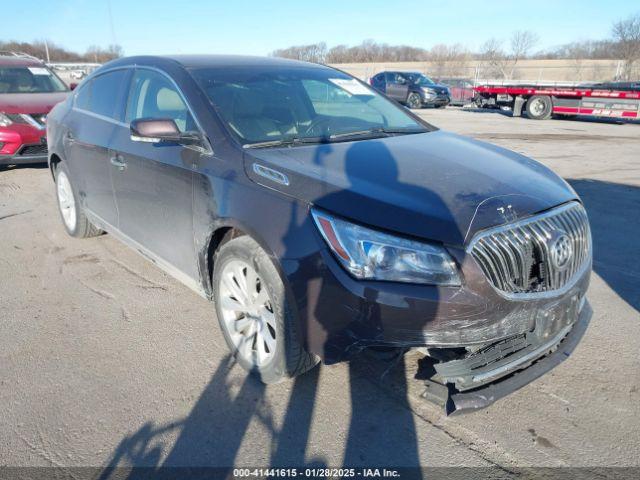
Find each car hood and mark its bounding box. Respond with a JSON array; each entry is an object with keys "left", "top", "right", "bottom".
[
  {"left": 244, "top": 130, "right": 578, "bottom": 247},
  {"left": 0, "top": 92, "right": 69, "bottom": 114}
]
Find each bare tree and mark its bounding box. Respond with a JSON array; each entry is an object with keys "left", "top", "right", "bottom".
[
  {"left": 0, "top": 39, "right": 123, "bottom": 63},
  {"left": 612, "top": 13, "right": 640, "bottom": 80},
  {"left": 428, "top": 43, "right": 470, "bottom": 77},
  {"left": 271, "top": 42, "right": 327, "bottom": 64},
  {"left": 275, "top": 40, "right": 430, "bottom": 64},
  {"left": 511, "top": 31, "right": 539, "bottom": 62},
  {"left": 480, "top": 38, "right": 509, "bottom": 78},
  {"left": 509, "top": 30, "right": 539, "bottom": 77}
]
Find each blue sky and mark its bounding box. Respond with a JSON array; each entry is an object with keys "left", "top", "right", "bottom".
[{"left": 8, "top": 0, "right": 639, "bottom": 56}]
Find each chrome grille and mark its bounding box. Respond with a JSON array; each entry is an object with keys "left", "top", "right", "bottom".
[{"left": 470, "top": 202, "right": 591, "bottom": 295}]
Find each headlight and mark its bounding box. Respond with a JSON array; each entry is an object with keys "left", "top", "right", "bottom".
[
  {"left": 422, "top": 88, "right": 436, "bottom": 96},
  {"left": 0, "top": 112, "right": 14, "bottom": 127},
  {"left": 312, "top": 209, "right": 461, "bottom": 285}
]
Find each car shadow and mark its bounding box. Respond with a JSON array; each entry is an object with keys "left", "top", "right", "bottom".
[
  {"left": 97, "top": 139, "right": 466, "bottom": 478},
  {"left": 568, "top": 178, "right": 640, "bottom": 313}
]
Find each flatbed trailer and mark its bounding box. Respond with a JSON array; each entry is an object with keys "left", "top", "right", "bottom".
[{"left": 473, "top": 81, "right": 640, "bottom": 120}]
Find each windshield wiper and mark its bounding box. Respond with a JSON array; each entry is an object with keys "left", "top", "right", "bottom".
[
  {"left": 328, "top": 127, "right": 426, "bottom": 141},
  {"left": 243, "top": 128, "right": 427, "bottom": 149},
  {"left": 243, "top": 136, "right": 327, "bottom": 149}
]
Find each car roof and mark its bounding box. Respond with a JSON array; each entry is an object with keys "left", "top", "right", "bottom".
[
  {"left": 0, "top": 56, "right": 46, "bottom": 67},
  {"left": 104, "top": 54, "right": 330, "bottom": 71}
]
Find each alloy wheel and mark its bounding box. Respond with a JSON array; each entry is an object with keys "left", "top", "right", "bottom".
[
  {"left": 218, "top": 260, "right": 277, "bottom": 367},
  {"left": 408, "top": 93, "right": 421, "bottom": 109},
  {"left": 56, "top": 171, "right": 77, "bottom": 231}
]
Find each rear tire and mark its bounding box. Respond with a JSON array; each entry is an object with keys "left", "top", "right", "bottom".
[
  {"left": 54, "top": 162, "right": 102, "bottom": 238},
  {"left": 526, "top": 95, "right": 553, "bottom": 120},
  {"left": 406, "top": 92, "right": 422, "bottom": 109},
  {"left": 213, "top": 235, "right": 318, "bottom": 383}
]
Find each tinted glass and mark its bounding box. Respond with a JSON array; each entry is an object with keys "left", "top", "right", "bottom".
[
  {"left": 126, "top": 69, "right": 194, "bottom": 133},
  {"left": 372, "top": 73, "right": 384, "bottom": 85},
  {"left": 74, "top": 82, "right": 91, "bottom": 110},
  {"left": 410, "top": 74, "right": 435, "bottom": 86},
  {"left": 0, "top": 66, "right": 67, "bottom": 94},
  {"left": 191, "top": 67, "right": 427, "bottom": 145},
  {"left": 395, "top": 74, "right": 407, "bottom": 84},
  {"left": 87, "top": 69, "right": 128, "bottom": 119}
]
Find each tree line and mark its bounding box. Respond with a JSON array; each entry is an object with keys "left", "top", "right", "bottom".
[
  {"left": 0, "top": 40, "right": 123, "bottom": 63},
  {"left": 272, "top": 12, "right": 640, "bottom": 80}
]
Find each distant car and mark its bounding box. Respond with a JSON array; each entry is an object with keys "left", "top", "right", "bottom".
[
  {"left": 369, "top": 71, "right": 450, "bottom": 109},
  {"left": 437, "top": 78, "right": 475, "bottom": 106},
  {"left": 0, "top": 54, "right": 70, "bottom": 167}
]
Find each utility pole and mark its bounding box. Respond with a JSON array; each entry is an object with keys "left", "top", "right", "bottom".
[
  {"left": 107, "top": 0, "right": 117, "bottom": 45},
  {"left": 44, "top": 40, "right": 50, "bottom": 63}
]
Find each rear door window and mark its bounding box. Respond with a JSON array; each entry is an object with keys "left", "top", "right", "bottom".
[
  {"left": 84, "top": 69, "right": 129, "bottom": 120},
  {"left": 74, "top": 82, "right": 91, "bottom": 110}
]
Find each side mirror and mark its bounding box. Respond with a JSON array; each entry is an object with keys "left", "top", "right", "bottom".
[
  {"left": 69, "top": 82, "right": 78, "bottom": 91},
  {"left": 130, "top": 118, "right": 201, "bottom": 145}
]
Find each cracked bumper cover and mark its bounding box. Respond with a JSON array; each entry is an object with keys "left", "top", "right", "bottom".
[
  {"left": 444, "top": 300, "right": 592, "bottom": 414},
  {"left": 285, "top": 239, "right": 591, "bottom": 364}
]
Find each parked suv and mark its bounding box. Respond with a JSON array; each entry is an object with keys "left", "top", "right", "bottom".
[
  {"left": 47, "top": 56, "right": 591, "bottom": 411},
  {"left": 0, "top": 54, "right": 69, "bottom": 167},
  {"left": 370, "top": 71, "right": 450, "bottom": 108}
]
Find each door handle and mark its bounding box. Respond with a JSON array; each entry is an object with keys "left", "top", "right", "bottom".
[{"left": 110, "top": 155, "right": 127, "bottom": 171}]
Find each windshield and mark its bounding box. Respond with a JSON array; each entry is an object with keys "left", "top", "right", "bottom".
[
  {"left": 0, "top": 66, "right": 68, "bottom": 94},
  {"left": 190, "top": 66, "right": 429, "bottom": 146},
  {"left": 411, "top": 74, "right": 435, "bottom": 86}
]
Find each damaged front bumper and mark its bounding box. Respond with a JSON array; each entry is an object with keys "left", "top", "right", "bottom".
[
  {"left": 433, "top": 295, "right": 588, "bottom": 392},
  {"left": 423, "top": 299, "right": 592, "bottom": 415},
  {"left": 288, "top": 241, "right": 590, "bottom": 365}
]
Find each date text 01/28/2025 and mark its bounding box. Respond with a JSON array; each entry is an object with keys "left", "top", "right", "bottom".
[{"left": 233, "top": 468, "right": 401, "bottom": 478}]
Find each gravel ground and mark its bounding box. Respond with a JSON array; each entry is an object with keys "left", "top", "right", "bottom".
[{"left": 0, "top": 108, "right": 638, "bottom": 473}]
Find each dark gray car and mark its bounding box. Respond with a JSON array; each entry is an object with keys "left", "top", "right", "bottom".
[
  {"left": 46, "top": 55, "right": 592, "bottom": 413},
  {"left": 370, "top": 71, "right": 450, "bottom": 108}
]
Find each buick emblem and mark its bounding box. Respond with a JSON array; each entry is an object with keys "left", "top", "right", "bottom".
[{"left": 550, "top": 232, "right": 573, "bottom": 269}]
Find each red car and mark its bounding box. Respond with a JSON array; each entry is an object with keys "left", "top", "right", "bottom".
[
  {"left": 0, "top": 54, "right": 70, "bottom": 167},
  {"left": 437, "top": 78, "right": 475, "bottom": 106}
]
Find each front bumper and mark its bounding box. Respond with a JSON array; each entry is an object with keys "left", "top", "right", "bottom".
[
  {"left": 0, "top": 150, "right": 48, "bottom": 166},
  {"left": 285, "top": 237, "right": 591, "bottom": 365},
  {"left": 431, "top": 300, "right": 592, "bottom": 414},
  {"left": 423, "top": 94, "right": 450, "bottom": 106},
  {"left": 0, "top": 124, "right": 48, "bottom": 165}
]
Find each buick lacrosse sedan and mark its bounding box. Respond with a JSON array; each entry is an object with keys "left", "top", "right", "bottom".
[{"left": 47, "top": 55, "right": 591, "bottom": 411}]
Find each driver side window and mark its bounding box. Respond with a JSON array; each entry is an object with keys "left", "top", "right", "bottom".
[{"left": 125, "top": 69, "right": 194, "bottom": 133}]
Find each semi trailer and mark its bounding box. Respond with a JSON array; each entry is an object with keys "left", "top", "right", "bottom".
[{"left": 473, "top": 81, "right": 640, "bottom": 120}]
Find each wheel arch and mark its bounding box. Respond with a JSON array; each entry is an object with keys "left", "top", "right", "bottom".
[
  {"left": 49, "top": 153, "right": 63, "bottom": 180},
  {"left": 200, "top": 219, "right": 285, "bottom": 299}
]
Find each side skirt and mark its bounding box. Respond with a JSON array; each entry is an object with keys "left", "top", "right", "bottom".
[{"left": 85, "top": 210, "right": 209, "bottom": 300}]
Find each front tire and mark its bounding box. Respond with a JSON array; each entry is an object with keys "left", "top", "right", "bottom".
[
  {"left": 213, "top": 235, "right": 318, "bottom": 383},
  {"left": 526, "top": 95, "right": 553, "bottom": 120},
  {"left": 54, "top": 162, "right": 102, "bottom": 238},
  {"left": 406, "top": 92, "right": 422, "bottom": 109}
]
